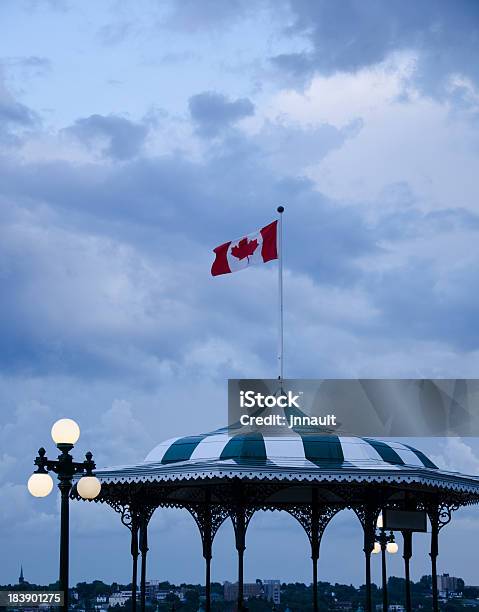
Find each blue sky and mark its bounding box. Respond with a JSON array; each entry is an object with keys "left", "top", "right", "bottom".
[{"left": 1, "top": 0, "right": 479, "bottom": 589}]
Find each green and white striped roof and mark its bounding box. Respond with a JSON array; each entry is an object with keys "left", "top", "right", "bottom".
[
  {"left": 93, "top": 427, "right": 479, "bottom": 495},
  {"left": 144, "top": 432, "right": 437, "bottom": 470}
]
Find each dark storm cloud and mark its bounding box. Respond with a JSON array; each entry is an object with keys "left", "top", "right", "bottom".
[
  {"left": 64, "top": 114, "right": 149, "bottom": 160},
  {"left": 2, "top": 118, "right": 479, "bottom": 384},
  {"left": 0, "top": 63, "right": 477, "bottom": 384},
  {"left": 273, "top": 0, "right": 479, "bottom": 93},
  {"left": 0, "top": 130, "right": 373, "bottom": 283},
  {"left": 0, "top": 129, "right": 379, "bottom": 381},
  {"left": 189, "top": 92, "right": 255, "bottom": 138}
]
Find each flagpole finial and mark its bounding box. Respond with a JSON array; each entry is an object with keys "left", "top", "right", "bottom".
[{"left": 277, "top": 206, "right": 284, "bottom": 213}]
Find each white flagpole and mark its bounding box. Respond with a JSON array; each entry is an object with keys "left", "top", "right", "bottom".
[{"left": 277, "top": 205, "right": 284, "bottom": 381}]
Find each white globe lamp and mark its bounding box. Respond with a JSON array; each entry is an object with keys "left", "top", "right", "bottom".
[
  {"left": 77, "top": 476, "right": 102, "bottom": 500},
  {"left": 28, "top": 472, "right": 54, "bottom": 497},
  {"left": 51, "top": 418, "right": 80, "bottom": 445},
  {"left": 387, "top": 541, "right": 399, "bottom": 554}
]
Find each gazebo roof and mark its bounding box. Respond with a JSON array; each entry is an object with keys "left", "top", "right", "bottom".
[
  {"left": 92, "top": 430, "right": 479, "bottom": 497},
  {"left": 144, "top": 432, "right": 438, "bottom": 469}
]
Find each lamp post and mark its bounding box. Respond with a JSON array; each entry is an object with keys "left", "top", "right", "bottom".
[
  {"left": 27, "top": 418, "right": 101, "bottom": 612},
  {"left": 372, "top": 514, "right": 398, "bottom": 612}
]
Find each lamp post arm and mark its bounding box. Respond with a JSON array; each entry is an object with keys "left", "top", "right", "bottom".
[{"left": 33, "top": 447, "right": 97, "bottom": 478}]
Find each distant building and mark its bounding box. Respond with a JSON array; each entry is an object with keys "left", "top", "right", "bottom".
[
  {"left": 223, "top": 579, "right": 280, "bottom": 603},
  {"left": 145, "top": 580, "right": 162, "bottom": 600},
  {"left": 94, "top": 595, "right": 108, "bottom": 611},
  {"left": 109, "top": 591, "right": 137, "bottom": 607},
  {"left": 18, "top": 566, "right": 26, "bottom": 586},
  {"left": 224, "top": 581, "right": 262, "bottom": 602},
  {"left": 263, "top": 580, "right": 281, "bottom": 604},
  {"left": 143, "top": 581, "right": 186, "bottom": 603},
  {"left": 437, "top": 574, "right": 462, "bottom": 597}
]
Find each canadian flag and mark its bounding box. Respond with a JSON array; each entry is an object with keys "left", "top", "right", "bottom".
[{"left": 211, "top": 220, "right": 278, "bottom": 276}]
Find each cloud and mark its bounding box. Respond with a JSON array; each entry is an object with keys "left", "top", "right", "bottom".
[
  {"left": 0, "top": 75, "right": 38, "bottom": 145},
  {"left": 64, "top": 114, "right": 149, "bottom": 160},
  {"left": 0, "top": 126, "right": 384, "bottom": 383},
  {"left": 0, "top": 206, "right": 195, "bottom": 379},
  {"left": 20, "top": 0, "right": 72, "bottom": 12},
  {"left": 189, "top": 91, "right": 255, "bottom": 137},
  {"left": 252, "top": 118, "right": 363, "bottom": 176},
  {"left": 1, "top": 97, "right": 479, "bottom": 384},
  {"left": 0, "top": 454, "right": 17, "bottom": 483},
  {"left": 97, "top": 21, "right": 134, "bottom": 46},
  {"left": 95, "top": 399, "right": 153, "bottom": 465},
  {"left": 0, "top": 99, "right": 35, "bottom": 126},
  {"left": 430, "top": 438, "right": 479, "bottom": 475},
  {"left": 163, "top": 0, "right": 256, "bottom": 32},
  {"left": 3, "top": 56, "right": 51, "bottom": 78},
  {"left": 266, "top": 55, "right": 479, "bottom": 220},
  {"left": 273, "top": 0, "right": 479, "bottom": 95},
  {"left": 0, "top": 482, "right": 56, "bottom": 532},
  {"left": 0, "top": 401, "right": 53, "bottom": 469}
]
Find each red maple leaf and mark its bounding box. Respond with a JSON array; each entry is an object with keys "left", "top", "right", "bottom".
[{"left": 231, "top": 237, "right": 258, "bottom": 261}]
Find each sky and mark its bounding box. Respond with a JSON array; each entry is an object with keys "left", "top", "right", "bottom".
[{"left": 1, "top": 0, "right": 479, "bottom": 589}]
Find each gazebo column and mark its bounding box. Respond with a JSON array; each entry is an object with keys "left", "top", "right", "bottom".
[
  {"left": 363, "top": 526, "right": 374, "bottom": 612},
  {"left": 427, "top": 502, "right": 456, "bottom": 612},
  {"left": 380, "top": 535, "right": 388, "bottom": 612},
  {"left": 186, "top": 493, "right": 229, "bottom": 612},
  {"left": 429, "top": 522, "right": 439, "bottom": 612},
  {"left": 199, "top": 505, "right": 215, "bottom": 612},
  {"left": 139, "top": 518, "right": 149, "bottom": 612},
  {"left": 203, "top": 529, "right": 212, "bottom": 612},
  {"left": 430, "top": 517, "right": 439, "bottom": 612},
  {"left": 234, "top": 506, "right": 247, "bottom": 611},
  {"left": 354, "top": 502, "right": 380, "bottom": 612},
  {"left": 287, "top": 491, "right": 340, "bottom": 612},
  {"left": 311, "top": 490, "right": 320, "bottom": 612},
  {"left": 130, "top": 519, "right": 139, "bottom": 612},
  {"left": 229, "top": 482, "right": 256, "bottom": 612},
  {"left": 402, "top": 531, "right": 412, "bottom": 612},
  {"left": 107, "top": 501, "right": 157, "bottom": 612},
  {"left": 311, "top": 536, "right": 320, "bottom": 611}
]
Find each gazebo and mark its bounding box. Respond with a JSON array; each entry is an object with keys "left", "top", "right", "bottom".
[{"left": 73, "top": 416, "right": 479, "bottom": 612}]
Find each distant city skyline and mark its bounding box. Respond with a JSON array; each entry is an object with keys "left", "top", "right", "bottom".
[{"left": 2, "top": 573, "right": 476, "bottom": 612}]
